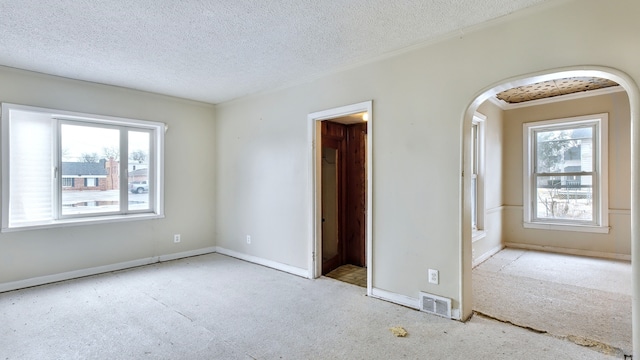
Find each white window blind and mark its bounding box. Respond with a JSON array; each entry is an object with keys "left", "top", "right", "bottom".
[{"left": 8, "top": 109, "right": 54, "bottom": 227}]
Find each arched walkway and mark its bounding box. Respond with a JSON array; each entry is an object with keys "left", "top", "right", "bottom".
[{"left": 461, "top": 66, "right": 639, "bottom": 356}]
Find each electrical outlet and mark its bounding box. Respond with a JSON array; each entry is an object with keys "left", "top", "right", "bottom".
[
  {"left": 428, "top": 269, "right": 439, "bottom": 284},
  {"left": 173, "top": 234, "right": 181, "bottom": 243},
  {"left": 246, "top": 235, "right": 251, "bottom": 244}
]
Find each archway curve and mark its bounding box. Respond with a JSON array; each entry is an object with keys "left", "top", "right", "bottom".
[{"left": 459, "top": 66, "right": 639, "bottom": 355}]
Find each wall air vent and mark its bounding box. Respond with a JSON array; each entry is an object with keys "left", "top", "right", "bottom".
[{"left": 419, "top": 292, "right": 452, "bottom": 319}]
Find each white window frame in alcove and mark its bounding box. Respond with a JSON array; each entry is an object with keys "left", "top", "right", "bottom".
[
  {"left": 471, "top": 112, "right": 486, "bottom": 241},
  {"left": 522, "top": 113, "right": 609, "bottom": 232}
]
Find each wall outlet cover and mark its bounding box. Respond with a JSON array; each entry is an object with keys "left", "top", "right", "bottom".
[{"left": 428, "top": 269, "right": 439, "bottom": 284}]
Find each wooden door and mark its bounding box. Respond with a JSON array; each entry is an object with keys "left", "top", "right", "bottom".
[
  {"left": 344, "top": 122, "right": 367, "bottom": 267},
  {"left": 321, "top": 121, "right": 346, "bottom": 274}
]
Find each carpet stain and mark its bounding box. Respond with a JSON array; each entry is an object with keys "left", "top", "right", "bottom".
[{"left": 565, "top": 335, "right": 625, "bottom": 357}]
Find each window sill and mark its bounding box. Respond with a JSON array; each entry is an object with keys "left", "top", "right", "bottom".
[
  {"left": 2, "top": 213, "right": 164, "bottom": 233},
  {"left": 472, "top": 230, "right": 487, "bottom": 243},
  {"left": 523, "top": 222, "right": 610, "bottom": 234}
]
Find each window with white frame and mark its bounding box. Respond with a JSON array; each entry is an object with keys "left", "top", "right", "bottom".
[
  {"left": 1, "top": 103, "right": 164, "bottom": 231},
  {"left": 471, "top": 112, "right": 485, "bottom": 234},
  {"left": 522, "top": 113, "right": 608, "bottom": 232}
]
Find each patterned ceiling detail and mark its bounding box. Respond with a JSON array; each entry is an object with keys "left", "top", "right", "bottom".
[{"left": 495, "top": 77, "right": 619, "bottom": 104}]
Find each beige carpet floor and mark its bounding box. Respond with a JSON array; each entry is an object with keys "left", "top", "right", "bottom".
[
  {"left": 0, "top": 253, "right": 621, "bottom": 359},
  {"left": 473, "top": 248, "right": 632, "bottom": 357}
]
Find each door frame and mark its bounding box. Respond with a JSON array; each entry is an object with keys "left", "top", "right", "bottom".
[{"left": 308, "top": 100, "right": 373, "bottom": 295}]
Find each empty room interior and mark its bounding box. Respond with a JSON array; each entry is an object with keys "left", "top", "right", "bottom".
[{"left": 0, "top": 0, "right": 638, "bottom": 359}]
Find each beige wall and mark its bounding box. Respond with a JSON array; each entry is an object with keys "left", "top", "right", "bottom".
[
  {"left": 215, "top": 0, "right": 640, "bottom": 317},
  {"left": 502, "top": 91, "right": 631, "bottom": 257},
  {"left": 0, "top": 66, "right": 217, "bottom": 285}
]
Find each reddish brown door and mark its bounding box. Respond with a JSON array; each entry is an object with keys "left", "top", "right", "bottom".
[
  {"left": 321, "top": 137, "right": 343, "bottom": 274},
  {"left": 344, "top": 122, "right": 367, "bottom": 267}
]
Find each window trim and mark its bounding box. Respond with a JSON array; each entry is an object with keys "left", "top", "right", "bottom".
[
  {"left": 1, "top": 103, "right": 165, "bottom": 232},
  {"left": 471, "top": 112, "right": 486, "bottom": 235},
  {"left": 522, "top": 113, "right": 609, "bottom": 233}
]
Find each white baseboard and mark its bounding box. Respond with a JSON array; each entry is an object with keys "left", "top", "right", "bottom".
[
  {"left": 504, "top": 242, "right": 631, "bottom": 261},
  {"left": 451, "top": 308, "right": 461, "bottom": 320},
  {"left": 215, "top": 246, "right": 310, "bottom": 278},
  {"left": 0, "top": 246, "right": 218, "bottom": 293},
  {"left": 370, "top": 287, "right": 419, "bottom": 309},
  {"left": 473, "top": 244, "right": 504, "bottom": 268}
]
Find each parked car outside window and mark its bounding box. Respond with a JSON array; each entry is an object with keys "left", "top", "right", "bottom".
[{"left": 129, "top": 181, "right": 148, "bottom": 194}]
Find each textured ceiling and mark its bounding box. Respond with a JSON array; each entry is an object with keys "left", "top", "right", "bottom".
[
  {"left": 496, "top": 77, "right": 620, "bottom": 104},
  {"left": 0, "top": 0, "right": 549, "bottom": 104}
]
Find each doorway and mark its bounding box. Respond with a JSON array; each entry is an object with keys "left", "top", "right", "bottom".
[
  {"left": 321, "top": 120, "right": 367, "bottom": 282},
  {"left": 308, "top": 101, "right": 373, "bottom": 293}
]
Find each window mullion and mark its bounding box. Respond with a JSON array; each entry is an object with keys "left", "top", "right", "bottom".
[
  {"left": 148, "top": 130, "right": 156, "bottom": 211},
  {"left": 120, "top": 128, "right": 128, "bottom": 214},
  {"left": 54, "top": 119, "right": 62, "bottom": 220}
]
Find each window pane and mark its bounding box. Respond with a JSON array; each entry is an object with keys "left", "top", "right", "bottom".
[
  {"left": 536, "top": 127, "right": 592, "bottom": 173},
  {"left": 535, "top": 175, "right": 593, "bottom": 221},
  {"left": 61, "top": 124, "right": 120, "bottom": 215},
  {"left": 128, "top": 131, "right": 151, "bottom": 211},
  {"left": 471, "top": 176, "right": 477, "bottom": 230},
  {"left": 471, "top": 122, "right": 479, "bottom": 231},
  {"left": 471, "top": 123, "right": 478, "bottom": 174}
]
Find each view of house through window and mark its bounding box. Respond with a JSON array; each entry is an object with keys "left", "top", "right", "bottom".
[
  {"left": 523, "top": 113, "right": 607, "bottom": 230},
  {"left": 61, "top": 123, "right": 120, "bottom": 216},
  {"left": 1, "top": 103, "right": 163, "bottom": 230},
  {"left": 60, "top": 124, "right": 153, "bottom": 216}
]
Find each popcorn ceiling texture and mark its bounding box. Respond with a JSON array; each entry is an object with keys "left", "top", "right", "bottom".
[
  {"left": 0, "top": 0, "right": 547, "bottom": 104},
  {"left": 496, "top": 77, "right": 620, "bottom": 104}
]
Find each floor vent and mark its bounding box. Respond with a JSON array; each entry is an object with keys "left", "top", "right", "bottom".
[{"left": 419, "top": 292, "right": 452, "bottom": 319}]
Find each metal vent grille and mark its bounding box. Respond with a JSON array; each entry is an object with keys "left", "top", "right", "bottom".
[{"left": 419, "top": 292, "right": 452, "bottom": 319}]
